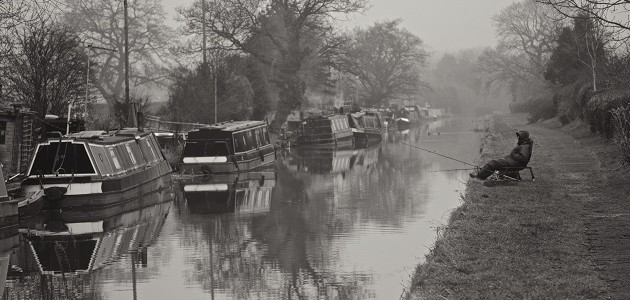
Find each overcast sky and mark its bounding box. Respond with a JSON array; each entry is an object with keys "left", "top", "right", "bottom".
[{"left": 162, "top": 0, "right": 518, "bottom": 53}]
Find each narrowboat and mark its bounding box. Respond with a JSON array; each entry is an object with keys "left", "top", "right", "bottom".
[
  {"left": 397, "top": 105, "right": 432, "bottom": 126},
  {"left": 296, "top": 114, "right": 354, "bottom": 149},
  {"left": 179, "top": 120, "right": 276, "bottom": 174},
  {"left": 180, "top": 171, "right": 275, "bottom": 214},
  {"left": 349, "top": 112, "right": 384, "bottom": 147},
  {"left": 19, "top": 129, "right": 172, "bottom": 211}
]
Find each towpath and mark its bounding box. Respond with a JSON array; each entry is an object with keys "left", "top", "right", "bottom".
[
  {"left": 407, "top": 113, "right": 630, "bottom": 299},
  {"left": 502, "top": 114, "right": 630, "bottom": 298}
]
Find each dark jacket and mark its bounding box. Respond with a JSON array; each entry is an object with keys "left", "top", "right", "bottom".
[{"left": 505, "top": 130, "right": 533, "bottom": 166}]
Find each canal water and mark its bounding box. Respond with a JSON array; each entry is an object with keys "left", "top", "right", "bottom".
[{"left": 1, "top": 117, "right": 481, "bottom": 299}]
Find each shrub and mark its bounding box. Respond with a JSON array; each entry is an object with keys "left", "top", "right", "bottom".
[
  {"left": 585, "top": 89, "right": 630, "bottom": 138},
  {"left": 162, "top": 145, "right": 182, "bottom": 171},
  {"left": 557, "top": 80, "right": 592, "bottom": 120},
  {"left": 527, "top": 94, "right": 558, "bottom": 123},
  {"left": 611, "top": 106, "right": 630, "bottom": 163}
]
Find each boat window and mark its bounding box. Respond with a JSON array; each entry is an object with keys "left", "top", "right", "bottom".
[
  {"left": 183, "top": 141, "right": 229, "bottom": 156},
  {"left": 255, "top": 128, "right": 263, "bottom": 147},
  {"left": 89, "top": 145, "right": 114, "bottom": 175},
  {"left": 139, "top": 138, "right": 157, "bottom": 163},
  {"left": 108, "top": 147, "right": 122, "bottom": 170},
  {"left": 148, "top": 135, "right": 163, "bottom": 160},
  {"left": 246, "top": 130, "right": 255, "bottom": 149},
  {"left": 145, "top": 138, "right": 157, "bottom": 160},
  {"left": 262, "top": 127, "right": 270, "bottom": 145},
  {"left": 206, "top": 141, "right": 229, "bottom": 156},
  {"left": 183, "top": 141, "right": 204, "bottom": 156},
  {"left": 29, "top": 142, "right": 95, "bottom": 175},
  {"left": 234, "top": 132, "right": 246, "bottom": 152},
  {"left": 125, "top": 143, "right": 137, "bottom": 165}
]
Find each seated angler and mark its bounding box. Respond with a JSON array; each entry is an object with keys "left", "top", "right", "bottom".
[{"left": 470, "top": 130, "right": 533, "bottom": 180}]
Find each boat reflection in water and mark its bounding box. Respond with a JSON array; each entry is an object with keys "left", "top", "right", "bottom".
[
  {"left": 175, "top": 171, "right": 276, "bottom": 298},
  {"left": 289, "top": 144, "right": 381, "bottom": 175},
  {"left": 180, "top": 171, "right": 275, "bottom": 215},
  {"left": 3, "top": 188, "right": 173, "bottom": 299},
  {"left": 0, "top": 226, "right": 19, "bottom": 299}
]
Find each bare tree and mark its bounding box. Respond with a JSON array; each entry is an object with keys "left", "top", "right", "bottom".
[
  {"left": 6, "top": 22, "right": 89, "bottom": 118},
  {"left": 62, "top": 0, "right": 175, "bottom": 104},
  {"left": 342, "top": 20, "right": 429, "bottom": 107},
  {"left": 179, "top": 0, "right": 368, "bottom": 130},
  {"left": 1, "top": 0, "right": 62, "bottom": 97},
  {"left": 493, "top": 0, "right": 564, "bottom": 77},
  {"left": 479, "top": 0, "right": 564, "bottom": 101},
  {"left": 536, "top": 0, "right": 630, "bottom": 38}
]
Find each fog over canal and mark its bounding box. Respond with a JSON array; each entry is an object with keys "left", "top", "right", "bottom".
[{"left": 4, "top": 117, "right": 481, "bottom": 299}]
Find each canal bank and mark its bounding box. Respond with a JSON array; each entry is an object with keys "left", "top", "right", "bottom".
[{"left": 406, "top": 113, "right": 630, "bottom": 299}]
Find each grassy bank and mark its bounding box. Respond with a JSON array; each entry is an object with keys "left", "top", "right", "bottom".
[{"left": 406, "top": 114, "right": 609, "bottom": 299}]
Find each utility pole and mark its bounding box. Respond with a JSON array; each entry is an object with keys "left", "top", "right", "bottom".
[
  {"left": 123, "top": 0, "right": 130, "bottom": 107},
  {"left": 214, "top": 58, "right": 217, "bottom": 123},
  {"left": 123, "top": 0, "right": 138, "bottom": 127},
  {"left": 202, "top": 0, "right": 207, "bottom": 64}
]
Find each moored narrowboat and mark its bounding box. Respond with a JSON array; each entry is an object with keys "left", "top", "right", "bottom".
[
  {"left": 398, "top": 105, "right": 432, "bottom": 125},
  {"left": 296, "top": 115, "right": 354, "bottom": 149},
  {"left": 20, "top": 129, "right": 172, "bottom": 211},
  {"left": 179, "top": 121, "right": 276, "bottom": 174},
  {"left": 352, "top": 112, "right": 384, "bottom": 147}
]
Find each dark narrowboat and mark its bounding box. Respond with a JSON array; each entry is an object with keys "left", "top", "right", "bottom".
[
  {"left": 20, "top": 129, "right": 172, "bottom": 211},
  {"left": 297, "top": 115, "right": 354, "bottom": 149},
  {"left": 179, "top": 121, "right": 276, "bottom": 174},
  {"left": 352, "top": 112, "right": 384, "bottom": 147}
]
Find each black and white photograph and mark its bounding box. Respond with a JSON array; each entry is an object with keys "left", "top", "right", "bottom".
[{"left": 0, "top": 0, "right": 629, "bottom": 299}]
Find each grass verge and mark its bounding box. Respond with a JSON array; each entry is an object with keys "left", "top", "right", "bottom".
[{"left": 405, "top": 114, "right": 609, "bottom": 299}]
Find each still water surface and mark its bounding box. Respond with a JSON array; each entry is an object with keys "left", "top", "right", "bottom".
[{"left": 2, "top": 117, "right": 481, "bottom": 299}]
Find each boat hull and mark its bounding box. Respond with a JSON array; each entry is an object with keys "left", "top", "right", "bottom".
[
  {"left": 297, "top": 131, "right": 354, "bottom": 150},
  {"left": 20, "top": 160, "right": 172, "bottom": 210}
]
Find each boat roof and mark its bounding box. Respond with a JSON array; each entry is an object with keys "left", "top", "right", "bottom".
[
  {"left": 304, "top": 114, "right": 345, "bottom": 121},
  {"left": 196, "top": 120, "right": 267, "bottom": 132},
  {"left": 43, "top": 128, "right": 154, "bottom": 145}
]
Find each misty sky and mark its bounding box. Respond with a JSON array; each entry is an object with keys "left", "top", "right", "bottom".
[{"left": 162, "top": 0, "right": 518, "bottom": 53}]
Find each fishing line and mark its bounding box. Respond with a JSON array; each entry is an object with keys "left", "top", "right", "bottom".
[
  {"left": 394, "top": 140, "right": 478, "bottom": 167},
  {"left": 394, "top": 140, "right": 518, "bottom": 180},
  {"left": 429, "top": 168, "right": 478, "bottom": 173}
]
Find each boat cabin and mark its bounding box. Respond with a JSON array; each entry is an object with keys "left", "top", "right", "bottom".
[
  {"left": 297, "top": 115, "right": 354, "bottom": 149},
  {"left": 179, "top": 121, "right": 275, "bottom": 174},
  {"left": 20, "top": 129, "right": 172, "bottom": 209},
  {"left": 26, "top": 130, "right": 165, "bottom": 179}
]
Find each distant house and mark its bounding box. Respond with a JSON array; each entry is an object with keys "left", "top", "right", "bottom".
[{"left": 0, "top": 104, "right": 35, "bottom": 176}]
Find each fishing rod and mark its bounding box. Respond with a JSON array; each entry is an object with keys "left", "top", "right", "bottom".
[
  {"left": 429, "top": 168, "right": 478, "bottom": 173},
  {"left": 395, "top": 140, "right": 519, "bottom": 181},
  {"left": 395, "top": 141, "right": 478, "bottom": 167}
]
